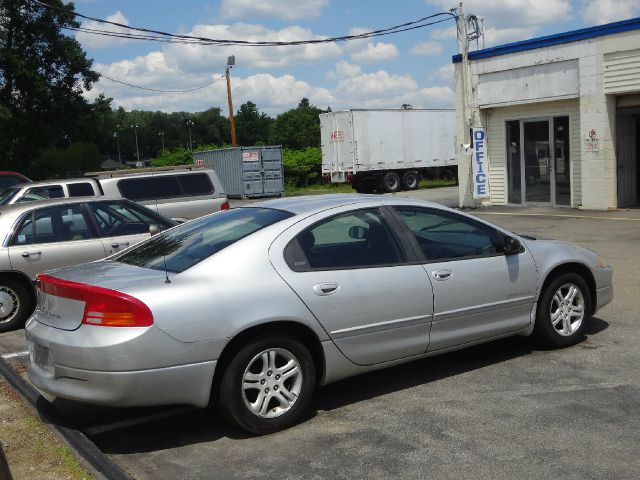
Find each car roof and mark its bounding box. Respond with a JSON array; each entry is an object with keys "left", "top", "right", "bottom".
[
  {"left": 0, "top": 196, "right": 124, "bottom": 217},
  {"left": 252, "top": 194, "right": 444, "bottom": 215},
  {"left": 10, "top": 178, "right": 93, "bottom": 189}
]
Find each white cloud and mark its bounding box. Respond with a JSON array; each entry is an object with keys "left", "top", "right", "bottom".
[
  {"left": 427, "top": 0, "right": 570, "bottom": 27},
  {"left": 75, "top": 11, "right": 132, "bottom": 49},
  {"left": 580, "top": 0, "right": 640, "bottom": 25},
  {"left": 336, "top": 71, "right": 418, "bottom": 98},
  {"left": 430, "top": 26, "right": 457, "bottom": 40},
  {"left": 419, "top": 86, "right": 455, "bottom": 105},
  {"left": 482, "top": 26, "right": 539, "bottom": 46},
  {"left": 327, "top": 60, "right": 362, "bottom": 80},
  {"left": 431, "top": 63, "right": 454, "bottom": 82},
  {"left": 163, "top": 23, "right": 342, "bottom": 72},
  {"left": 220, "top": 0, "right": 329, "bottom": 21},
  {"left": 411, "top": 41, "right": 443, "bottom": 56},
  {"left": 350, "top": 42, "right": 400, "bottom": 64}
]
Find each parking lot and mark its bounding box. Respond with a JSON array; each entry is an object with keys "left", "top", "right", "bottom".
[{"left": 1, "top": 188, "right": 639, "bottom": 480}]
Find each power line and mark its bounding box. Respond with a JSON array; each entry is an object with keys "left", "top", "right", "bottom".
[
  {"left": 99, "top": 73, "right": 226, "bottom": 93},
  {"left": 30, "top": 0, "right": 456, "bottom": 47}
]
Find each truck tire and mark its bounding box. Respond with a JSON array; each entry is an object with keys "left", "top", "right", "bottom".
[
  {"left": 401, "top": 171, "right": 419, "bottom": 190},
  {"left": 381, "top": 172, "right": 401, "bottom": 193}
]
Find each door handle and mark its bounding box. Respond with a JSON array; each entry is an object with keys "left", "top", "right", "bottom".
[
  {"left": 111, "top": 242, "right": 130, "bottom": 248},
  {"left": 312, "top": 283, "right": 340, "bottom": 296},
  {"left": 432, "top": 270, "right": 453, "bottom": 281},
  {"left": 21, "top": 251, "right": 42, "bottom": 258}
]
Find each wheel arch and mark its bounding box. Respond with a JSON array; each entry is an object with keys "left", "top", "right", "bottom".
[
  {"left": 538, "top": 262, "right": 597, "bottom": 314},
  {"left": 0, "top": 270, "right": 36, "bottom": 303},
  {"left": 211, "top": 320, "right": 326, "bottom": 400}
]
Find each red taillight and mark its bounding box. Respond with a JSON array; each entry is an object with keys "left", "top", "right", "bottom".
[
  {"left": 220, "top": 200, "right": 230, "bottom": 210},
  {"left": 37, "top": 273, "right": 153, "bottom": 328}
]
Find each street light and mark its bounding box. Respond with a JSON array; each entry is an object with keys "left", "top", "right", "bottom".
[
  {"left": 113, "top": 129, "right": 122, "bottom": 164},
  {"left": 225, "top": 55, "right": 237, "bottom": 148},
  {"left": 64, "top": 134, "right": 71, "bottom": 148},
  {"left": 130, "top": 124, "right": 140, "bottom": 164},
  {"left": 158, "top": 131, "right": 165, "bottom": 152},
  {"left": 186, "top": 120, "right": 194, "bottom": 151}
]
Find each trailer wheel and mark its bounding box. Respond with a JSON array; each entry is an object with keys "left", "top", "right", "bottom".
[
  {"left": 401, "top": 171, "right": 419, "bottom": 190},
  {"left": 381, "top": 172, "right": 400, "bottom": 193}
]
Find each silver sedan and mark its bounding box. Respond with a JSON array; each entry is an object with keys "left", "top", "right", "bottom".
[{"left": 25, "top": 195, "right": 613, "bottom": 434}]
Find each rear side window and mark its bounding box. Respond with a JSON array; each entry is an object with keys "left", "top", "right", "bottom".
[
  {"left": 116, "top": 207, "right": 292, "bottom": 273},
  {"left": 68, "top": 183, "right": 95, "bottom": 197},
  {"left": 11, "top": 205, "right": 93, "bottom": 245},
  {"left": 117, "top": 173, "right": 213, "bottom": 201}
]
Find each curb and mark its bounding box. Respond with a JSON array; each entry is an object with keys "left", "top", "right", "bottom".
[{"left": 0, "top": 357, "right": 130, "bottom": 480}]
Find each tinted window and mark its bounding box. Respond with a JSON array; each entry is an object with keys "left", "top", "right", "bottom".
[
  {"left": 178, "top": 173, "right": 214, "bottom": 195},
  {"left": 68, "top": 182, "right": 95, "bottom": 197},
  {"left": 116, "top": 207, "right": 292, "bottom": 273},
  {"left": 17, "top": 186, "right": 64, "bottom": 203},
  {"left": 0, "top": 176, "right": 23, "bottom": 190},
  {"left": 89, "top": 201, "right": 173, "bottom": 237},
  {"left": 394, "top": 207, "right": 503, "bottom": 262},
  {"left": 285, "top": 209, "right": 405, "bottom": 271},
  {"left": 11, "top": 205, "right": 92, "bottom": 245},
  {"left": 116, "top": 173, "right": 213, "bottom": 201}
]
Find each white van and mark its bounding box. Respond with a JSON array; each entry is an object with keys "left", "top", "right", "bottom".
[{"left": 0, "top": 167, "right": 229, "bottom": 221}]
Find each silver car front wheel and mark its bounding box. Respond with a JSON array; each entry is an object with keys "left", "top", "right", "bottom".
[
  {"left": 217, "top": 333, "right": 316, "bottom": 434},
  {"left": 534, "top": 273, "right": 591, "bottom": 347}
]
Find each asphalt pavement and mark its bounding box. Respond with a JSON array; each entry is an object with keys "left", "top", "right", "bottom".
[{"left": 1, "top": 186, "right": 639, "bottom": 479}]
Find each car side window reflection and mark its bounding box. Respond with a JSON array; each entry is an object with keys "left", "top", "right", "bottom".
[
  {"left": 285, "top": 209, "right": 405, "bottom": 271},
  {"left": 89, "top": 202, "right": 164, "bottom": 237},
  {"left": 11, "top": 205, "right": 93, "bottom": 246},
  {"left": 393, "top": 207, "right": 503, "bottom": 262}
]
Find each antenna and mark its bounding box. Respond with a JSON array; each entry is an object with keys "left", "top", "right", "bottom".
[{"left": 152, "top": 175, "right": 170, "bottom": 283}]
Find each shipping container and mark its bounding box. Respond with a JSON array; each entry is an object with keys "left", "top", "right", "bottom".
[
  {"left": 320, "top": 109, "right": 457, "bottom": 193},
  {"left": 193, "top": 146, "right": 284, "bottom": 198}
]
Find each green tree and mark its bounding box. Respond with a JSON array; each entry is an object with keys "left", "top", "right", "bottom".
[
  {"left": 31, "top": 142, "right": 101, "bottom": 179},
  {"left": 235, "top": 101, "right": 273, "bottom": 146},
  {"left": 269, "top": 98, "right": 324, "bottom": 149},
  {"left": 0, "top": 0, "right": 99, "bottom": 174},
  {"left": 282, "top": 147, "right": 322, "bottom": 186}
]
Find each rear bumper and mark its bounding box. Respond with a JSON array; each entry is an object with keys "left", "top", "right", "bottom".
[{"left": 28, "top": 359, "right": 216, "bottom": 408}]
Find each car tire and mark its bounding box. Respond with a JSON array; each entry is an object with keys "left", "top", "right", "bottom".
[
  {"left": 381, "top": 172, "right": 401, "bottom": 193},
  {"left": 533, "top": 273, "right": 591, "bottom": 348},
  {"left": 401, "top": 171, "right": 420, "bottom": 190},
  {"left": 217, "top": 333, "right": 316, "bottom": 435},
  {"left": 0, "top": 279, "right": 34, "bottom": 333}
]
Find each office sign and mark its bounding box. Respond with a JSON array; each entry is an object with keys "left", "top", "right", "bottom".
[{"left": 472, "top": 128, "right": 489, "bottom": 199}]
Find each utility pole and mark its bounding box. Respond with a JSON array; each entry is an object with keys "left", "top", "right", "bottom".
[
  {"left": 113, "top": 129, "right": 122, "bottom": 164},
  {"left": 131, "top": 124, "right": 140, "bottom": 164},
  {"left": 158, "top": 131, "right": 165, "bottom": 151},
  {"left": 186, "top": 120, "right": 194, "bottom": 150},
  {"left": 226, "top": 55, "right": 237, "bottom": 147}
]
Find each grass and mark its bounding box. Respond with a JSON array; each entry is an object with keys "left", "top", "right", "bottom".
[{"left": 284, "top": 178, "right": 457, "bottom": 196}]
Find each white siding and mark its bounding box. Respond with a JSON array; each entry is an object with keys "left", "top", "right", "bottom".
[
  {"left": 484, "top": 99, "right": 581, "bottom": 206},
  {"left": 604, "top": 48, "right": 640, "bottom": 94}
]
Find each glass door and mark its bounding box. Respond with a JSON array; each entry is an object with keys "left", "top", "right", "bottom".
[{"left": 523, "top": 120, "right": 552, "bottom": 203}]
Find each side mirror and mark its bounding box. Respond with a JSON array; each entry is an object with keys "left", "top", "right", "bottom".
[
  {"left": 149, "top": 224, "right": 161, "bottom": 236},
  {"left": 348, "top": 225, "right": 367, "bottom": 240},
  {"left": 504, "top": 236, "right": 524, "bottom": 255}
]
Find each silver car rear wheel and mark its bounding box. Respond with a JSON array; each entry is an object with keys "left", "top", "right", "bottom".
[
  {"left": 217, "top": 333, "right": 316, "bottom": 434},
  {"left": 0, "top": 286, "right": 19, "bottom": 325},
  {"left": 242, "top": 348, "right": 303, "bottom": 419}
]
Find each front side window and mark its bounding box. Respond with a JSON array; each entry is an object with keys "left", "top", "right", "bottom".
[
  {"left": 89, "top": 201, "right": 172, "bottom": 237},
  {"left": 116, "top": 207, "right": 293, "bottom": 273},
  {"left": 11, "top": 204, "right": 92, "bottom": 245},
  {"left": 393, "top": 207, "right": 503, "bottom": 262},
  {"left": 285, "top": 209, "right": 405, "bottom": 271}
]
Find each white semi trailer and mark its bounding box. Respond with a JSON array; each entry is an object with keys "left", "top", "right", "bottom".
[{"left": 320, "top": 109, "right": 457, "bottom": 193}]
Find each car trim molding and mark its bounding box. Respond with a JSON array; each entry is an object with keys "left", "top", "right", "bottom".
[
  {"left": 330, "top": 314, "right": 431, "bottom": 338},
  {"left": 434, "top": 295, "right": 535, "bottom": 322}
]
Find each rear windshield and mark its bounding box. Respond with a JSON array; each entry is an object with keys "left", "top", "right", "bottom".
[
  {"left": 115, "top": 207, "right": 293, "bottom": 273},
  {"left": 0, "top": 187, "right": 20, "bottom": 205}
]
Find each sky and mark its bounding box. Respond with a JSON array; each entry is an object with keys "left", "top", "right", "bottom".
[{"left": 72, "top": 0, "right": 640, "bottom": 115}]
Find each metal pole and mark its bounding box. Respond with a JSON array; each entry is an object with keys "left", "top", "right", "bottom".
[
  {"left": 186, "top": 121, "right": 193, "bottom": 151},
  {"left": 226, "top": 66, "right": 237, "bottom": 147},
  {"left": 131, "top": 124, "right": 140, "bottom": 163}
]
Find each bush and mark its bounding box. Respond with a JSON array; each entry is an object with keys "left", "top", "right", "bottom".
[{"left": 283, "top": 147, "right": 322, "bottom": 187}]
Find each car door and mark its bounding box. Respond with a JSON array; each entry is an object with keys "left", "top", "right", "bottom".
[
  {"left": 271, "top": 205, "right": 434, "bottom": 366},
  {"left": 7, "top": 204, "right": 106, "bottom": 279},
  {"left": 390, "top": 206, "right": 538, "bottom": 352},
  {"left": 87, "top": 200, "right": 167, "bottom": 255}
]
